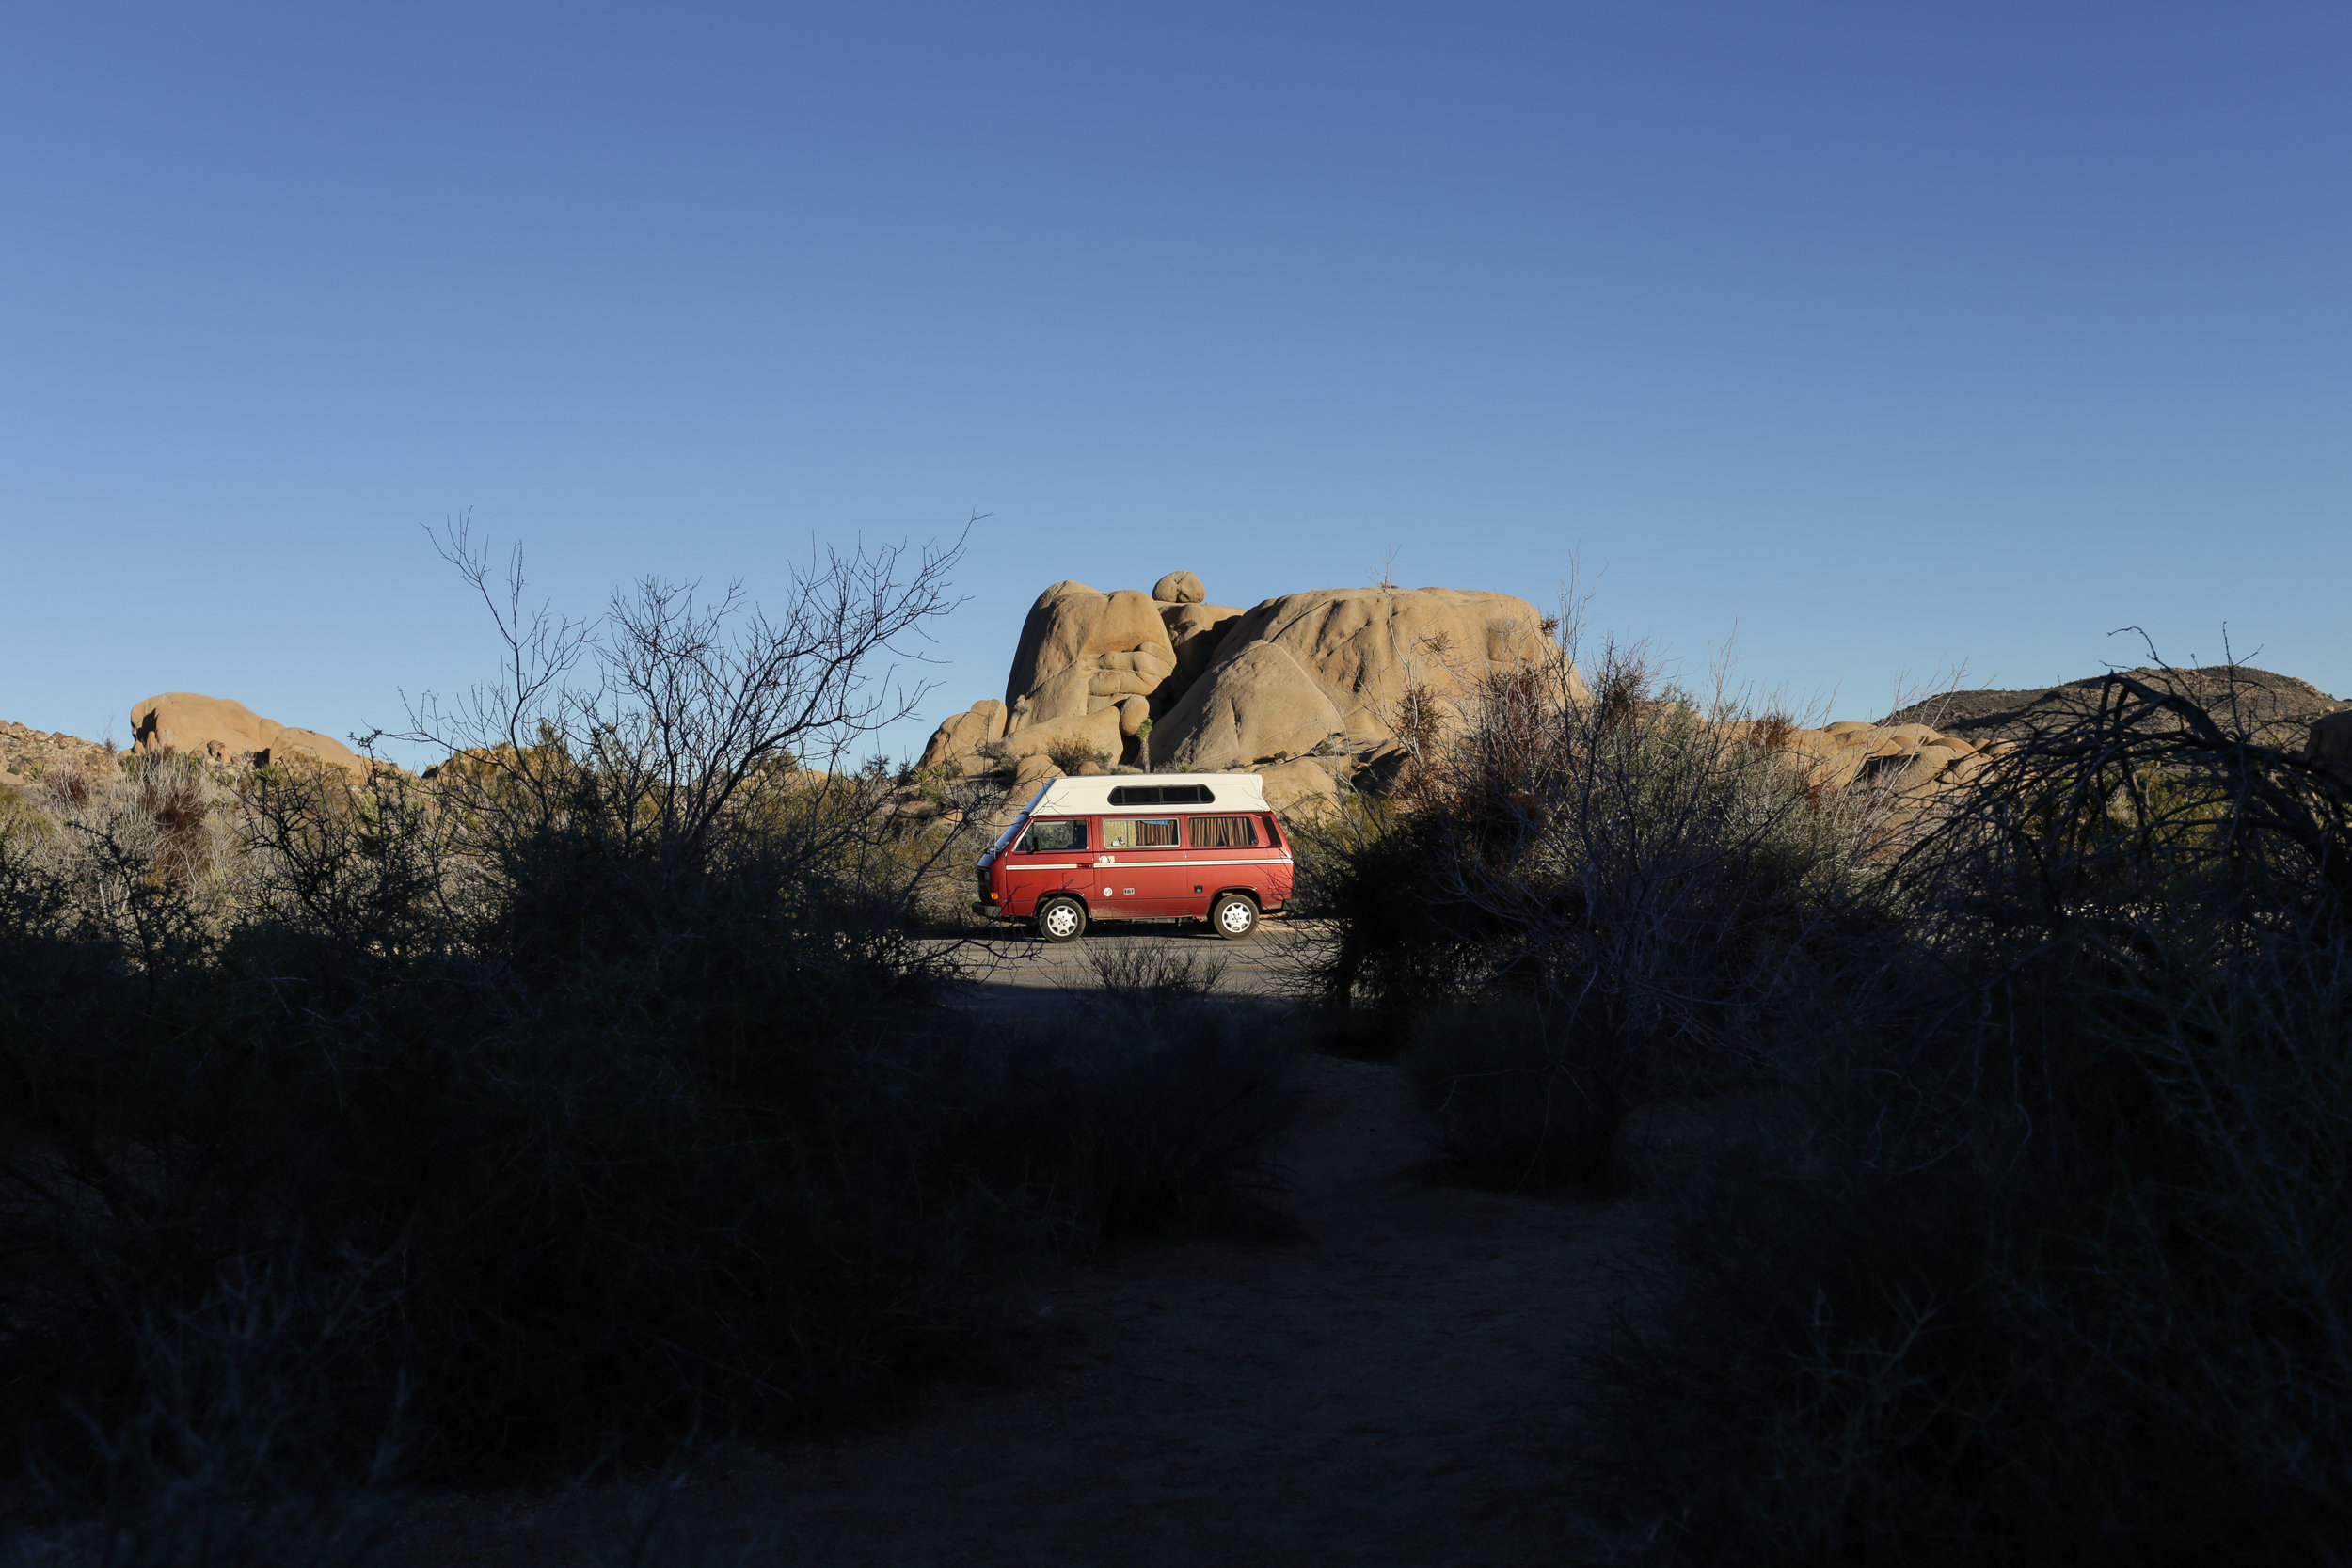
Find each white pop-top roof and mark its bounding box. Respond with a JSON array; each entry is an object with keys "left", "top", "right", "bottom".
[{"left": 1021, "top": 771, "right": 1269, "bottom": 816}]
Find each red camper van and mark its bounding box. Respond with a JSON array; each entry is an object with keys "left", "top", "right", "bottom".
[{"left": 973, "top": 773, "right": 1295, "bottom": 942}]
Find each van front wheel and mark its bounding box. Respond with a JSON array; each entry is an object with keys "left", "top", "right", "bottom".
[
  {"left": 1209, "top": 894, "right": 1259, "bottom": 939},
  {"left": 1037, "top": 896, "right": 1088, "bottom": 943}
]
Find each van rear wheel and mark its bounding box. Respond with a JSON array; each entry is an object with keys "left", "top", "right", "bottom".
[
  {"left": 1037, "top": 896, "right": 1088, "bottom": 943},
  {"left": 1209, "top": 894, "right": 1259, "bottom": 939}
]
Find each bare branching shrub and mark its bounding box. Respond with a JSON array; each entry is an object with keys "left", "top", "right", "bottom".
[
  {"left": 0, "top": 523, "right": 1300, "bottom": 1545},
  {"left": 399, "top": 520, "right": 977, "bottom": 993}
]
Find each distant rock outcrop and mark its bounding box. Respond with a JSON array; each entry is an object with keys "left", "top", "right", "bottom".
[
  {"left": 1154, "top": 586, "right": 1572, "bottom": 772},
  {"left": 131, "top": 693, "right": 367, "bottom": 779},
  {"left": 1806, "top": 665, "right": 2351, "bottom": 804},
  {"left": 915, "top": 699, "right": 1008, "bottom": 771},
  {"left": 1767, "top": 720, "right": 2007, "bottom": 802},
  {"left": 914, "top": 578, "right": 2352, "bottom": 824},
  {"left": 914, "top": 570, "right": 1575, "bottom": 814},
  {"left": 1882, "top": 667, "right": 2348, "bottom": 748}
]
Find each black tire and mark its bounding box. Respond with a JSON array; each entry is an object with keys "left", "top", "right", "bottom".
[
  {"left": 1037, "top": 895, "right": 1089, "bottom": 943},
  {"left": 1209, "top": 893, "right": 1259, "bottom": 940}
]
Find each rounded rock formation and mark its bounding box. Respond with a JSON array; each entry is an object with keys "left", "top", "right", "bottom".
[
  {"left": 1159, "top": 601, "right": 1246, "bottom": 688},
  {"left": 1152, "top": 586, "right": 1570, "bottom": 770},
  {"left": 915, "top": 698, "right": 1008, "bottom": 771},
  {"left": 130, "top": 693, "right": 366, "bottom": 779},
  {"left": 1002, "top": 583, "right": 1178, "bottom": 733},
  {"left": 1152, "top": 570, "right": 1206, "bottom": 605},
  {"left": 996, "top": 705, "right": 1124, "bottom": 768}
]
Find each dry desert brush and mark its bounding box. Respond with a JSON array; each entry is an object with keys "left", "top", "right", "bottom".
[
  {"left": 1294, "top": 640, "right": 2352, "bottom": 1557},
  {"left": 1295, "top": 643, "right": 1902, "bottom": 1190},
  {"left": 0, "top": 528, "right": 1296, "bottom": 1550},
  {"left": 1572, "top": 666, "right": 2352, "bottom": 1565}
]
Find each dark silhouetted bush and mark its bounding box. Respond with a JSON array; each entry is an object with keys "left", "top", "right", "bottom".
[
  {"left": 1308, "top": 644, "right": 2352, "bottom": 1561},
  {"left": 0, "top": 532, "right": 1298, "bottom": 1552}
]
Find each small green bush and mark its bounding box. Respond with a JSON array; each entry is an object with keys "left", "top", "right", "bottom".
[{"left": 1044, "top": 738, "right": 1112, "bottom": 774}]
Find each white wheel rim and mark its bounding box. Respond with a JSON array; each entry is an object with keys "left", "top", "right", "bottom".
[
  {"left": 1044, "top": 906, "right": 1078, "bottom": 937},
  {"left": 1220, "top": 902, "right": 1253, "bottom": 932}
]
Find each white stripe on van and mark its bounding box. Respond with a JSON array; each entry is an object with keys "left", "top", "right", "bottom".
[{"left": 1071, "top": 857, "right": 1291, "bottom": 868}]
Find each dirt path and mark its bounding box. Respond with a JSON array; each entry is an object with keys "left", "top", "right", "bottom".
[
  {"left": 417, "top": 1009, "right": 1634, "bottom": 1565},
  {"left": 935, "top": 921, "right": 1309, "bottom": 1023}
]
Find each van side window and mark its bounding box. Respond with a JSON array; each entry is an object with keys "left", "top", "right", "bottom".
[
  {"left": 1189, "top": 815, "right": 1258, "bottom": 848},
  {"left": 1019, "top": 818, "right": 1087, "bottom": 853},
  {"left": 1103, "top": 817, "right": 1179, "bottom": 849}
]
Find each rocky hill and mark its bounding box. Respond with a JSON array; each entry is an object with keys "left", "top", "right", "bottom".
[
  {"left": 1882, "top": 666, "right": 2349, "bottom": 747},
  {"left": 0, "top": 720, "right": 114, "bottom": 795},
  {"left": 13, "top": 655, "right": 2346, "bottom": 820},
  {"left": 128, "top": 692, "right": 368, "bottom": 777},
  {"left": 916, "top": 580, "right": 2352, "bottom": 818},
  {"left": 1, "top": 693, "right": 370, "bottom": 799}
]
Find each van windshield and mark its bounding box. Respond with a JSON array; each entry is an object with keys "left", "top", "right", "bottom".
[{"left": 1018, "top": 818, "right": 1088, "bottom": 853}]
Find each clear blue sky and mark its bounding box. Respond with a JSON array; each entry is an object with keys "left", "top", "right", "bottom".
[{"left": 5, "top": 2, "right": 2345, "bottom": 765}]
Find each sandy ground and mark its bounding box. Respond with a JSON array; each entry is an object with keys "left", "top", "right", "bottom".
[
  {"left": 937, "top": 918, "right": 1313, "bottom": 1021},
  {"left": 401, "top": 934, "right": 1638, "bottom": 1566}
]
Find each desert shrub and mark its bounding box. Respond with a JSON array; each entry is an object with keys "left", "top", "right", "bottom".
[
  {"left": 888, "top": 770, "right": 1019, "bottom": 934},
  {"left": 0, "top": 528, "right": 1296, "bottom": 1533},
  {"left": 0, "top": 545, "right": 1007, "bottom": 1491},
  {"left": 1582, "top": 951, "right": 2352, "bottom": 1565},
  {"left": 1082, "top": 938, "right": 1228, "bottom": 1006},
  {"left": 1404, "top": 997, "right": 1627, "bottom": 1190},
  {"left": 1301, "top": 641, "right": 2352, "bottom": 1558},
  {"left": 988, "top": 995, "right": 1298, "bottom": 1241},
  {"left": 1568, "top": 668, "right": 2352, "bottom": 1564},
  {"left": 1043, "top": 738, "right": 1111, "bottom": 774},
  {"left": 14, "top": 1259, "right": 410, "bottom": 1568},
  {"left": 1296, "top": 642, "right": 1900, "bottom": 1188},
  {"left": 0, "top": 779, "right": 42, "bottom": 841}
]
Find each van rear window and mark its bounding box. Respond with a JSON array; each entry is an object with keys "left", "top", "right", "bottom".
[
  {"left": 1189, "top": 815, "right": 1258, "bottom": 848},
  {"left": 1107, "top": 784, "right": 1215, "bottom": 805}
]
